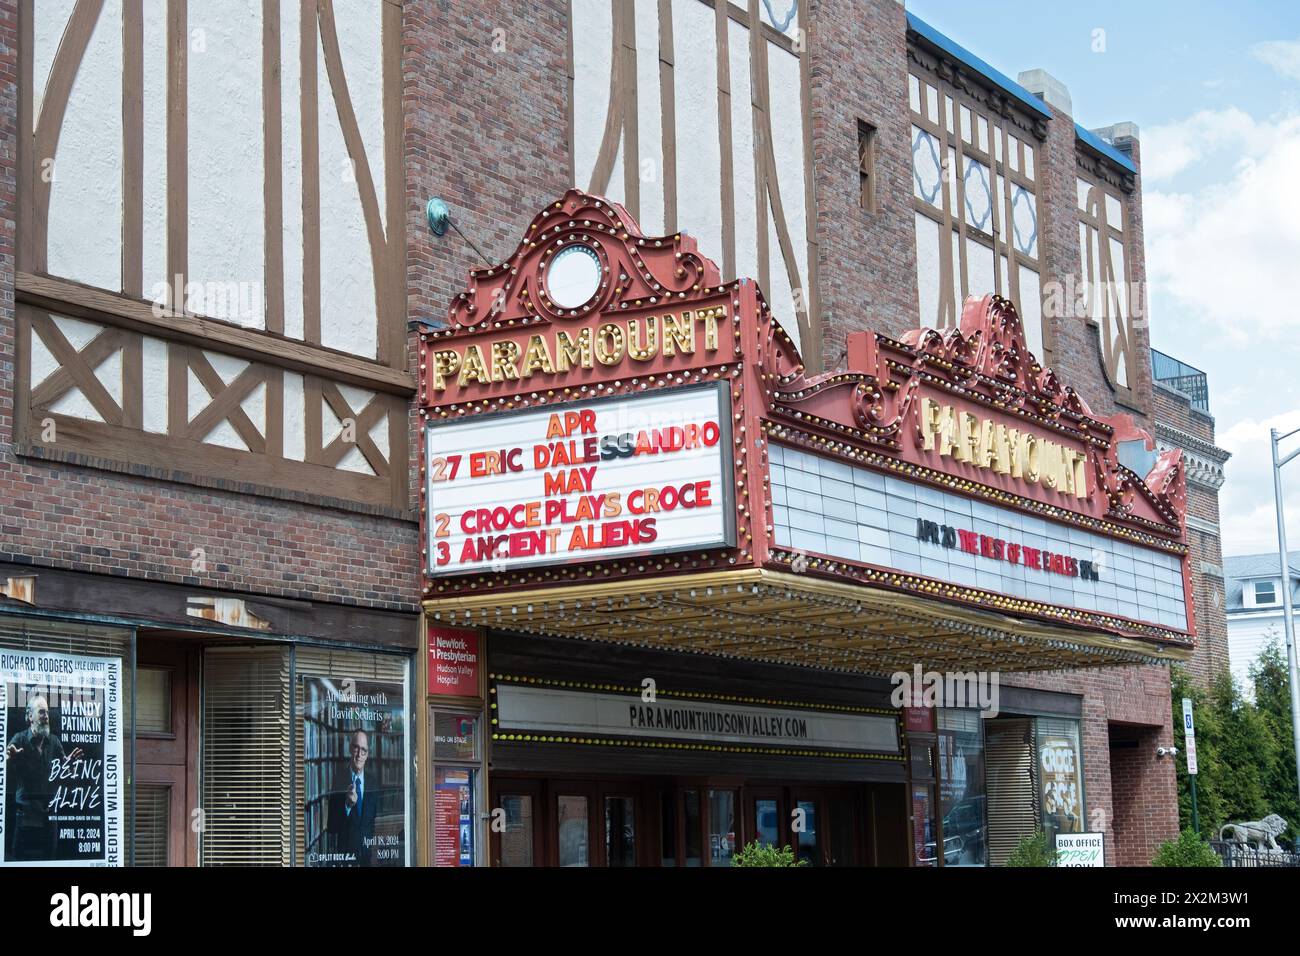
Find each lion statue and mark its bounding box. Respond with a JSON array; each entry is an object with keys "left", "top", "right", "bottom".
[{"left": 1218, "top": 814, "right": 1288, "bottom": 852}]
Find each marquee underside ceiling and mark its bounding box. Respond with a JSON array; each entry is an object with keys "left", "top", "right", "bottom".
[{"left": 424, "top": 570, "right": 1193, "bottom": 676}]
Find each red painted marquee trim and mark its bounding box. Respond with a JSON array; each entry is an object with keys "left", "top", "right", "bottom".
[{"left": 417, "top": 191, "right": 1194, "bottom": 648}]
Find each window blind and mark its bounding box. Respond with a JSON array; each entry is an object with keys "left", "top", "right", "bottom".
[
  {"left": 200, "top": 646, "right": 291, "bottom": 866},
  {"left": 133, "top": 784, "right": 170, "bottom": 867},
  {"left": 983, "top": 718, "right": 1038, "bottom": 866}
]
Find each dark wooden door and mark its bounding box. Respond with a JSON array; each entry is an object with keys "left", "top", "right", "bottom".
[{"left": 134, "top": 639, "right": 200, "bottom": 866}]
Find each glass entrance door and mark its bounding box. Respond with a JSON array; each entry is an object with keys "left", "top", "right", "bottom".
[
  {"left": 492, "top": 779, "right": 640, "bottom": 866},
  {"left": 748, "top": 789, "right": 786, "bottom": 855},
  {"left": 602, "top": 789, "right": 637, "bottom": 867},
  {"left": 791, "top": 793, "right": 822, "bottom": 866},
  {"left": 489, "top": 777, "right": 874, "bottom": 866},
  {"left": 555, "top": 790, "right": 594, "bottom": 867},
  {"left": 787, "top": 788, "right": 860, "bottom": 866},
  {"left": 489, "top": 779, "right": 543, "bottom": 867}
]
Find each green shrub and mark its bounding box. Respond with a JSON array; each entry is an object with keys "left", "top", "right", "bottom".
[
  {"left": 731, "top": 841, "right": 805, "bottom": 867},
  {"left": 1004, "top": 831, "right": 1057, "bottom": 867},
  {"left": 1151, "top": 829, "right": 1222, "bottom": 867}
]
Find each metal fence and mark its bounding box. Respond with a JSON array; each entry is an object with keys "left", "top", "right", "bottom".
[
  {"left": 1210, "top": 840, "right": 1300, "bottom": 867},
  {"left": 1151, "top": 349, "right": 1211, "bottom": 414}
]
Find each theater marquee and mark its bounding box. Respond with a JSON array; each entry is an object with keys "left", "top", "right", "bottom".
[
  {"left": 418, "top": 190, "right": 1194, "bottom": 675},
  {"left": 424, "top": 383, "right": 733, "bottom": 576}
]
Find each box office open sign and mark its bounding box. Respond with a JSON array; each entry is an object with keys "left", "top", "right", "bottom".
[{"left": 424, "top": 383, "right": 733, "bottom": 576}]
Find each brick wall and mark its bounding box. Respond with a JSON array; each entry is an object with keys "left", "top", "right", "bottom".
[
  {"left": 1151, "top": 385, "right": 1231, "bottom": 687},
  {"left": 1153, "top": 382, "right": 1214, "bottom": 441},
  {"left": 403, "top": 0, "right": 571, "bottom": 574},
  {"left": 404, "top": 0, "right": 570, "bottom": 332},
  {"left": 1108, "top": 724, "right": 1174, "bottom": 865},
  {"left": 807, "top": 0, "right": 918, "bottom": 369},
  {"left": 1008, "top": 666, "right": 1179, "bottom": 865}
]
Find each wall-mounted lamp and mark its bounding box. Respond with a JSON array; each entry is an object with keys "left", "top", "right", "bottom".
[
  {"left": 426, "top": 197, "right": 450, "bottom": 237},
  {"left": 425, "top": 195, "right": 488, "bottom": 262}
]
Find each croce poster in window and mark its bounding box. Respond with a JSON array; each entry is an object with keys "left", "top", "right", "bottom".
[{"left": 1040, "top": 734, "right": 1083, "bottom": 837}]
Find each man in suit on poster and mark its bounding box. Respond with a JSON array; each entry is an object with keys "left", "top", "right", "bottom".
[{"left": 327, "top": 729, "right": 378, "bottom": 864}]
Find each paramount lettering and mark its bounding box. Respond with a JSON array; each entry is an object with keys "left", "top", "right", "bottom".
[
  {"left": 918, "top": 397, "right": 1089, "bottom": 498},
  {"left": 428, "top": 307, "right": 725, "bottom": 390}
]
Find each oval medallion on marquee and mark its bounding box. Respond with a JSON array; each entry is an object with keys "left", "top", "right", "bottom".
[{"left": 417, "top": 189, "right": 1192, "bottom": 677}]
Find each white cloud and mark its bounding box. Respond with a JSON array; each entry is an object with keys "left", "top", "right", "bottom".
[
  {"left": 1252, "top": 38, "right": 1300, "bottom": 83},
  {"left": 1141, "top": 100, "right": 1300, "bottom": 564},
  {"left": 1141, "top": 108, "right": 1276, "bottom": 182},
  {"left": 1218, "top": 409, "right": 1300, "bottom": 556},
  {"left": 1143, "top": 111, "right": 1300, "bottom": 341}
]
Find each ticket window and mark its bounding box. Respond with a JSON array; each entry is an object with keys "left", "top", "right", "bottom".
[{"left": 430, "top": 708, "right": 483, "bottom": 867}]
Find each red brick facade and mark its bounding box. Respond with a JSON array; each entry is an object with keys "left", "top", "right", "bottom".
[
  {"left": 1152, "top": 384, "right": 1231, "bottom": 688},
  {"left": 808, "top": 0, "right": 919, "bottom": 370}
]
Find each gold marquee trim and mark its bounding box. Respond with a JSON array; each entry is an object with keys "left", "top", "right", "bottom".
[
  {"left": 424, "top": 569, "right": 1193, "bottom": 675},
  {"left": 764, "top": 421, "right": 1188, "bottom": 552}
]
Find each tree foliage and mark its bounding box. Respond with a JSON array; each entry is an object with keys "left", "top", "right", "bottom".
[
  {"left": 1171, "top": 635, "right": 1297, "bottom": 844},
  {"left": 1249, "top": 636, "right": 1299, "bottom": 835}
]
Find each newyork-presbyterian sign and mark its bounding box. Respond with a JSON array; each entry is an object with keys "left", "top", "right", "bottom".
[{"left": 418, "top": 190, "right": 1192, "bottom": 651}]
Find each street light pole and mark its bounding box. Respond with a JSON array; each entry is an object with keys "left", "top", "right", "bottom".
[{"left": 1270, "top": 426, "right": 1300, "bottom": 811}]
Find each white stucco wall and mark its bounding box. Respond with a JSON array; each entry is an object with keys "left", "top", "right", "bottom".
[
  {"left": 633, "top": 0, "right": 664, "bottom": 235},
  {"left": 571, "top": 0, "right": 613, "bottom": 199},
  {"left": 317, "top": 0, "right": 382, "bottom": 359},
  {"left": 671, "top": 0, "right": 722, "bottom": 263},
  {"left": 187, "top": 0, "right": 265, "bottom": 329},
  {"left": 38, "top": 1, "right": 389, "bottom": 358},
  {"left": 46, "top": 0, "right": 123, "bottom": 292},
  {"left": 572, "top": 0, "right": 811, "bottom": 353}
]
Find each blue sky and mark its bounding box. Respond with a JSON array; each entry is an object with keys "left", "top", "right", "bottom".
[{"left": 907, "top": 0, "right": 1300, "bottom": 556}]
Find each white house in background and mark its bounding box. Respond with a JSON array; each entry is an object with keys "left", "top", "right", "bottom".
[{"left": 1225, "top": 551, "right": 1300, "bottom": 696}]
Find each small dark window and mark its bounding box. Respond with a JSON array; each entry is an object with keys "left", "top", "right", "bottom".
[
  {"left": 858, "top": 121, "right": 878, "bottom": 213},
  {"left": 1255, "top": 581, "right": 1277, "bottom": 605}
]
